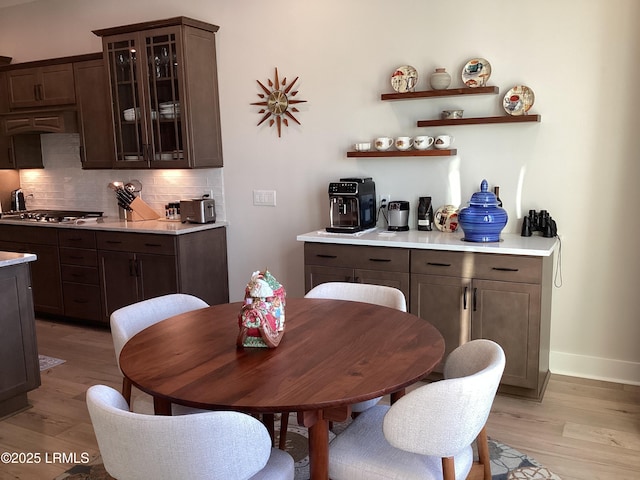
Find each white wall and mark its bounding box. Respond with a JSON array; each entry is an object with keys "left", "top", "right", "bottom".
[{"left": 1, "top": 0, "right": 638, "bottom": 385}]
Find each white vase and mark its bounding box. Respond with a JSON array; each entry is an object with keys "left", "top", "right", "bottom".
[{"left": 430, "top": 68, "right": 451, "bottom": 90}]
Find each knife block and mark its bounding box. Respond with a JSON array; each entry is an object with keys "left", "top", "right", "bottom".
[{"left": 122, "top": 197, "right": 160, "bottom": 221}]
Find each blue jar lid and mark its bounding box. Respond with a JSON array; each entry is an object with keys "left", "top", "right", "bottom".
[{"left": 468, "top": 179, "right": 499, "bottom": 207}]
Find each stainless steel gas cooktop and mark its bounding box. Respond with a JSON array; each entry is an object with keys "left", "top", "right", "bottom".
[{"left": 1, "top": 210, "right": 103, "bottom": 223}]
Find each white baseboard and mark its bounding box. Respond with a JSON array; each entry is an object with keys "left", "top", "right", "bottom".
[{"left": 550, "top": 351, "right": 640, "bottom": 386}]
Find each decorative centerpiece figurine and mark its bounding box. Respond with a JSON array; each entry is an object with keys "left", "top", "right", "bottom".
[{"left": 237, "top": 270, "right": 286, "bottom": 348}]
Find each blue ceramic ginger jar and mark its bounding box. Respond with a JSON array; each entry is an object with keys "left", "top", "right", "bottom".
[{"left": 458, "top": 180, "right": 508, "bottom": 242}]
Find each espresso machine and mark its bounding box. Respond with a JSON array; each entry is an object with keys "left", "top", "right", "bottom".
[{"left": 326, "top": 177, "right": 376, "bottom": 233}]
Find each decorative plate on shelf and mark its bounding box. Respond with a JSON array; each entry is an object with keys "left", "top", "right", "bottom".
[
  {"left": 391, "top": 65, "right": 418, "bottom": 93},
  {"left": 461, "top": 58, "right": 491, "bottom": 88},
  {"left": 503, "top": 85, "right": 535, "bottom": 116}
]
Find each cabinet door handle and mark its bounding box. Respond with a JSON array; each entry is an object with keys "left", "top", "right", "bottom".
[
  {"left": 463, "top": 286, "right": 468, "bottom": 310},
  {"left": 144, "top": 243, "right": 163, "bottom": 248},
  {"left": 427, "top": 262, "right": 451, "bottom": 267},
  {"left": 34, "top": 84, "right": 39, "bottom": 101},
  {"left": 69, "top": 255, "right": 84, "bottom": 260},
  {"left": 492, "top": 267, "right": 519, "bottom": 272},
  {"left": 368, "top": 258, "right": 391, "bottom": 262},
  {"left": 106, "top": 240, "right": 123, "bottom": 244},
  {"left": 128, "top": 259, "right": 136, "bottom": 276},
  {"left": 473, "top": 287, "right": 478, "bottom": 312},
  {"left": 316, "top": 254, "right": 337, "bottom": 259}
]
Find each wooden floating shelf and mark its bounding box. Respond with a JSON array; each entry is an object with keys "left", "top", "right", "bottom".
[
  {"left": 381, "top": 86, "right": 499, "bottom": 101},
  {"left": 417, "top": 115, "right": 541, "bottom": 127},
  {"left": 347, "top": 149, "right": 457, "bottom": 158}
]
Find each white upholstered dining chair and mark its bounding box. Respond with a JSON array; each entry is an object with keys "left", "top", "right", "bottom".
[
  {"left": 278, "top": 282, "right": 407, "bottom": 449},
  {"left": 328, "top": 339, "right": 506, "bottom": 480},
  {"left": 110, "top": 293, "right": 209, "bottom": 413},
  {"left": 87, "top": 384, "right": 295, "bottom": 480}
]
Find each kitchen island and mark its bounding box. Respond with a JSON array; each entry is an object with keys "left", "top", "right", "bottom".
[
  {"left": 0, "top": 218, "right": 229, "bottom": 325},
  {"left": 0, "top": 251, "right": 40, "bottom": 418},
  {"left": 297, "top": 228, "right": 558, "bottom": 400}
]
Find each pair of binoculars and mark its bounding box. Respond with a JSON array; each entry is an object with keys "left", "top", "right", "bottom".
[{"left": 521, "top": 210, "right": 557, "bottom": 237}]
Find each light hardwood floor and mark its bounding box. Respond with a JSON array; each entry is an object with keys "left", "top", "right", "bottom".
[{"left": 1, "top": 318, "right": 638, "bottom": 480}]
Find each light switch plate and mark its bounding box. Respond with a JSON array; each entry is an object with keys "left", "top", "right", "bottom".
[{"left": 253, "top": 189, "right": 276, "bottom": 206}]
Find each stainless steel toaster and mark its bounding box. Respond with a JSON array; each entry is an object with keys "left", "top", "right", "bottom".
[{"left": 180, "top": 198, "right": 216, "bottom": 224}]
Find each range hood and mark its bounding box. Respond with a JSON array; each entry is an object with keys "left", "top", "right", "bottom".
[{"left": 0, "top": 109, "right": 78, "bottom": 135}]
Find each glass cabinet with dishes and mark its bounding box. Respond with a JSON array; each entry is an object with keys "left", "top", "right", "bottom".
[{"left": 93, "top": 17, "right": 223, "bottom": 168}]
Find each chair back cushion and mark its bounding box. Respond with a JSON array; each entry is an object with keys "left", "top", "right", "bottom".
[
  {"left": 110, "top": 293, "right": 208, "bottom": 369},
  {"left": 87, "top": 385, "right": 272, "bottom": 480},
  {"left": 383, "top": 339, "right": 505, "bottom": 458},
  {"left": 305, "top": 282, "right": 406, "bottom": 312}
]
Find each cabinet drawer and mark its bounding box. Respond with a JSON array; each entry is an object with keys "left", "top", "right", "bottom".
[
  {"left": 62, "top": 283, "right": 102, "bottom": 322},
  {"left": 97, "top": 232, "right": 176, "bottom": 255},
  {"left": 411, "top": 250, "right": 474, "bottom": 277},
  {"left": 58, "top": 229, "right": 96, "bottom": 248},
  {"left": 61, "top": 265, "right": 99, "bottom": 285},
  {"left": 305, "top": 243, "right": 409, "bottom": 272},
  {"left": 472, "top": 253, "right": 542, "bottom": 284},
  {"left": 59, "top": 247, "right": 98, "bottom": 267},
  {"left": 0, "top": 225, "right": 58, "bottom": 245}
]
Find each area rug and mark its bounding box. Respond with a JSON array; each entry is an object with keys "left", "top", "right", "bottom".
[
  {"left": 55, "top": 413, "right": 561, "bottom": 480},
  {"left": 39, "top": 354, "right": 66, "bottom": 371}
]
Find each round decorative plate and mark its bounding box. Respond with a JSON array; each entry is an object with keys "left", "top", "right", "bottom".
[
  {"left": 434, "top": 205, "right": 459, "bottom": 233},
  {"left": 503, "top": 85, "right": 535, "bottom": 116},
  {"left": 461, "top": 58, "right": 491, "bottom": 88},
  {"left": 391, "top": 65, "right": 418, "bottom": 93}
]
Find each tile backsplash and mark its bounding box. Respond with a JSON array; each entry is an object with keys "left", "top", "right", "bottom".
[{"left": 18, "top": 133, "right": 226, "bottom": 220}]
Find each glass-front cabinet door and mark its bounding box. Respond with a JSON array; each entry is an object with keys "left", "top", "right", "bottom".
[
  {"left": 104, "top": 27, "right": 188, "bottom": 168},
  {"left": 95, "top": 17, "right": 223, "bottom": 169}
]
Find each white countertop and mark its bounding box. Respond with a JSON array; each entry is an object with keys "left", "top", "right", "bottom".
[
  {"left": 297, "top": 228, "right": 558, "bottom": 256},
  {"left": 0, "top": 216, "right": 227, "bottom": 235},
  {"left": 0, "top": 251, "right": 37, "bottom": 267}
]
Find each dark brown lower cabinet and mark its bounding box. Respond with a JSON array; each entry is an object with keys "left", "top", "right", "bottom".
[
  {"left": 0, "top": 225, "right": 63, "bottom": 315},
  {"left": 0, "top": 261, "right": 40, "bottom": 417},
  {"left": 97, "top": 227, "right": 228, "bottom": 323},
  {"left": 0, "top": 224, "right": 228, "bottom": 326}
]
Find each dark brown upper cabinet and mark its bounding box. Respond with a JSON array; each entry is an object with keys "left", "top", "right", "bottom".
[
  {"left": 7, "top": 63, "right": 76, "bottom": 109},
  {"left": 93, "top": 17, "right": 223, "bottom": 169}
]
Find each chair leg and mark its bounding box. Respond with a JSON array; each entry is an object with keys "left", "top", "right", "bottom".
[
  {"left": 441, "top": 456, "right": 456, "bottom": 480},
  {"left": 278, "top": 411, "right": 290, "bottom": 450},
  {"left": 476, "top": 425, "right": 491, "bottom": 480},
  {"left": 122, "top": 377, "right": 132, "bottom": 406}
]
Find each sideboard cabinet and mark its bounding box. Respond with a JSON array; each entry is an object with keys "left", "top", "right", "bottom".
[
  {"left": 304, "top": 242, "right": 410, "bottom": 302},
  {"left": 303, "top": 242, "right": 553, "bottom": 400}
]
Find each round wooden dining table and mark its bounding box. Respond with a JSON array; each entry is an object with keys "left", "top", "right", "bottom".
[{"left": 119, "top": 297, "right": 445, "bottom": 480}]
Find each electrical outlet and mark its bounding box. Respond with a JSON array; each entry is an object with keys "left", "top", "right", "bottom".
[
  {"left": 378, "top": 194, "right": 391, "bottom": 207},
  {"left": 203, "top": 190, "right": 213, "bottom": 199}
]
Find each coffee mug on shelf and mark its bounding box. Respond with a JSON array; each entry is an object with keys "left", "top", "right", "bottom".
[
  {"left": 434, "top": 134, "right": 455, "bottom": 150},
  {"left": 395, "top": 136, "right": 413, "bottom": 151},
  {"left": 354, "top": 142, "right": 371, "bottom": 151},
  {"left": 413, "top": 135, "right": 434, "bottom": 150},
  {"left": 374, "top": 137, "right": 394, "bottom": 151}
]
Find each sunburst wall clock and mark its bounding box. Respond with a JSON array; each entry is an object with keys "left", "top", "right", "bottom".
[{"left": 251, "top": 67, "right": 307, "bottom": 137}]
